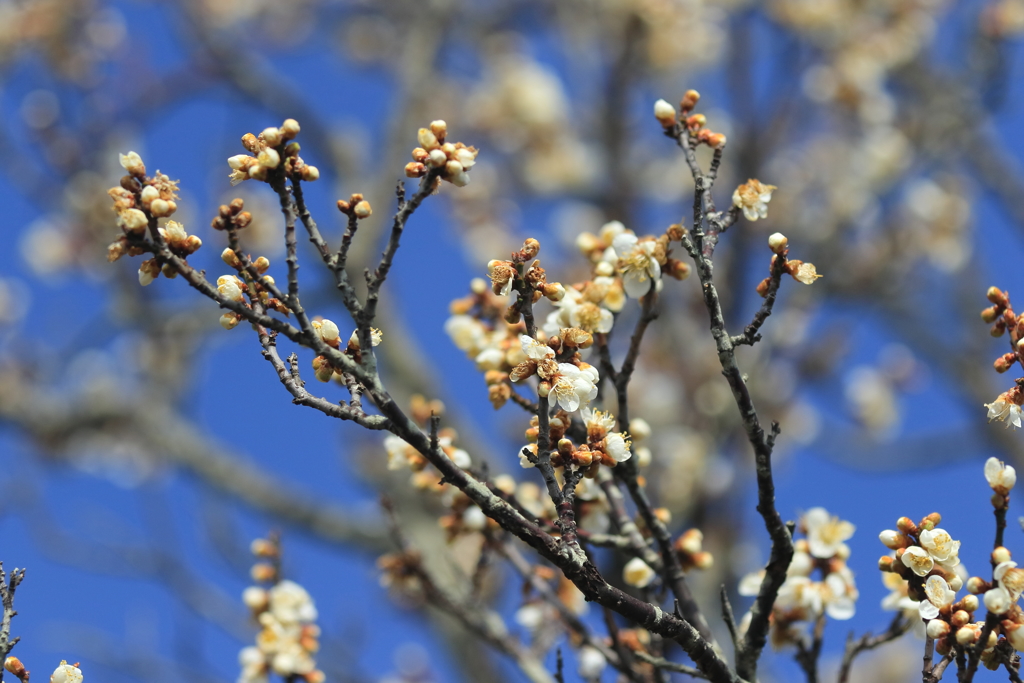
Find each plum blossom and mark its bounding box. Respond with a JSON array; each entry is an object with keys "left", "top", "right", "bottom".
[
  {"left": 732, "top": 178, "right": 776, "bottom": 221},
  {"left": 919, "top": 575, "right": 956, "bottom": 620},
  {"left": 919, "top": 528, "right": 960, "bottom": 568},
  {"left": 985, "top": 457, "right": 1017, "bottom": 495},
  {"left": 623, "top": 557, "right": 656, "bottom": 588},
  {"left": 901, "top": 546, "right": 934, "bottom": 576},
  {"left": 802, "top": 507, "right": 854, "bottom": 559},
  {"left": 50, "top": 662, "right": 83, "bottom": 683},
  {"left": 985, "top": 393, "right": 1024, "bottom": 429},
  {"left": 612, "top": 233, "right": 662, "bottom": 299},
  {"left": 520, "top": 334, "right": 554, "bottom": 361},
  {"left": 549, "top": 363, "right": 598, "bottom": 413}
]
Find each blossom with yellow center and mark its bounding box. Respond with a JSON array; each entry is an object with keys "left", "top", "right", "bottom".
[{"left": 732, "top": 178, "right": 777, "bottom": 221}]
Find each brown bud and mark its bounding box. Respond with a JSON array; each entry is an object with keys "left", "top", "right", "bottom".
[
  {"left": 896, "top": 516, "right": 918, "bottom": 535},
  {"left": 230, "top": 198, "right": 245, "bottom": 213},
  {"left": 878, "top": 555, "right": 894, "bottom": 572},
  {"left": 666, "top": 224, "right": 684, "bottom": 241},
  {"left": 504, "top": 304, "right": 521, "bottom": 325},
  {"left": 234, "top": 211, "right": 252, "bottom": 228},
  {"left": 405, "top": 161, "right": 426, "bottom": 178},
  {"left": 251, "top": 538, "right": 278, "bottom": 557},
  {"left": 211, "top": 216, "right": 226, "bottom": 230},
  {"left": 666, "top": 259, "right": 691, "bottom": 280},
  {"left": 219, "top": 204, "right": 232, "bottom": 219},
  {"left": 483, "top": 370, "right": 507, "bottom": 385},
  {"left": 988, "top": 286, "right": 1008, "bottom": 306},
  {"left": 982, "top": 306, "right": 1000, "bottom": 323},
  {"left": 488, "top": 383, "right": 511, "bottom": 409},
  {"left": 521, "top": 238, "right": 540, "bottom": 260},
  {"left": 995, "top": 353, "right": 1017, "bottom": 373},
  {"left": 680, "top": 89, "right": 700, "bottom": 113},
  {"left": 755, "top": 277, "right": 771, "bottom": 298},
  {"left": 685, "top": 114, "right": 706, "bottom": 130},
  {"left": 337, "top": 200, "right": 351, "bottom": 214},
  {"left": 992, "top": 320, "right": 1007, "bottom": 337}
]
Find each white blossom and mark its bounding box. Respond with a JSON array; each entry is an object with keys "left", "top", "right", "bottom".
[
  {"left": 732, "top": 179, "right": 776, "bottom": 221},
  {"left": 520, "top": 334, "right": 554, "bottom": 361},
  {"left": 50, "top": 662, "right": 82, "bottom": 683},
  {"left": 268, "top": 580, "right": 318, "bottom": 625},
  {"left": 612, "top": 233, "right": 661, "bottom": 300},
  {"left": 919, "top": 528, "right": 960, "bottom": 567},
  {"left": 985, "top": 457, "right": 1017, "bottom": 495},
  {"left": 550, "top": 363, "right": 598, "bottom": 413},
  {"left": 803, "top": 507, "right": 854, "bottom": 559},
  {"left": 985, "top": 396, "right": 1024, "bottom": 429},
  {"left": 901, "top": 546, "right": 933, "bottom": 576},
  {"left": 603, "top": 432, "right": 632, "bottom": 463},
  {"left": 985, "top": 586, "right": 1013, "bottom": 615}
]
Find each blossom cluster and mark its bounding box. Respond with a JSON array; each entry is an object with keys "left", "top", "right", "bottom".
[
  {"left": 404, "top": 120, "right": 478, "bottom": 188},
  {"left": 105, "top": 151, "right": 203, "bottom": 286},
  {"left": 739, "top": 507, "right": 858, "bottom": 648},
  {"left": 239, "top": 536, "right": 323, "bottom": 683},
  {"left": 653, "top": 89, "right": 727, "bottom": 150},
  {"left": 981, "top": 286, "right": 1024, "bottom": 428},
  {"left": 227, "top": 119, "right": 319, "bottom": 185}
]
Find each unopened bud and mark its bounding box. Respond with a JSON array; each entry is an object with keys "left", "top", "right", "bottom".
[
  {"left": 250, "top": 562, "right": 277, "bottom": 582},
  {"left": 428, "top": 149, "right": 447, "bottom": 168},
  {"left": 995, "top": 353, "right": 1017, "bottom": 373},
  {"left": 418, "top": 128, "right": 440, "bottom": 150},
  {"left": 281, "top": 118, "right": 301, "bottom": 139},
  {"left": 896, "top": 517, "right": 918, "bottom": 535},
  {"left": 755, "top": 277, "right": 771, "bottom": 298},
  {"left": 666, "top": 259, "right": 691, "bottom": 280},
  {"left": 926, "top": 620, "right": 950, "bottom": 639},
  {"left": 982, "top": 306, "right": 1000, "bottom": 323},
  {"left": 354, "top": 200, "right": 372, "bottom": 219},
  {"left": 521, "top": 238, "right": 540, "bottom": 259},
  {"left": 966, "top": 576, "right": 990, "bottom": 594},
  {"left": 254, "top": 256, "right": 270, "bottom": 274},
  {"left": 680, "top": 89, "right": 700, "bottom": 113},
  {"left": 988, "top": 286, "right": 1008, "bottom": 306},
  {"left": 653, "top": 98, "right": 677, "bottom": 128},
  {"left": 405, "top": 162, "right": 426, "bottom": 178},
  {"left": 768, "top": 233, "right": 788, "bottom": 254},
  {"left": 429, "top": 120, "right": 448, "bottom": 142},
  {"left": 994, "top": 546, "right": 1013, "bottom": 564},
  {"left": 261, "top": 127, "right": 282, "bottom": 147},
  {"left": 301, "top": 165, "right": 320, "bottom": 181}
]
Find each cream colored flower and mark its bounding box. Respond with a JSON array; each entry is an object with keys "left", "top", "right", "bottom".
[
  {"left": 985, "top": 395, "right": 1024, "bottom": 429},
  {"left": 269, "top": 580, "right": 318, "bottom": 624},
  {"left": 919, "top": 528, "right": 960, "bottom": 567},
  {"left": 789, "top": 262, "right": 823, "bottom": 285},
  {"left": 803, "top": 507, "right": 854, "bottom": 559},
  {"left": 612, "top": 233, "right": 661, "bottom": 300},
  {"left": 986, "top": 457, "right": 1017, "bottom": 495},
  {"left": 550, "top": 363, "right": 598, "bottom": 413},
  {"left": 520, "top": 334, "right": 554, "bottom": 361},
  {"left": 901, "top": 546, "right": 933, "bottom": 576},
  {"left": 732, "top": 179, "right": 776, "bottom": 221},
  {"left": 919, "top": 575, "right": 955, "bottom": 620},
  {"left": 603, "top": 432, "right": 632, "bottom": 463},
  {"left": 50, "top": 662, "right": 82, "bottom": 683}
]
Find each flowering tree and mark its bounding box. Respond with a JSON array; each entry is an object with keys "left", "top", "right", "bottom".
[{"left": 5, "top": 1, "right": 1024, "bottom": 682}]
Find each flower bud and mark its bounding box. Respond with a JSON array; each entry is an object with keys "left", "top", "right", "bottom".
[
  {"left": 926, "top": 620, "right": 950, "bottom": 639},
  {"left": 418, "top": 128, "right": 439, "bottom": 150},
  {"left": 768, "top": 233, "right": 788, "bottom": 254},
  {"left": 120, "top": 150, "right": 146, "bottom": 177},
  {"left": 261, "top": 127, "right": 282, "bottom": 147},
  {"left": 354, "top": 200, "right": 372, "bottom": 218},
  {"left": 428, "top": 149, "right": 447, "bottom": 168},
  {"left": 301, "top": 165, "right": 320, "bottom": 181},
  {"left": 680, "top": 89, "right": 700, "bottom": 113},
  {"left": 281, "top": 118, "right": 301, "bottom": 139},
  {"left": 4, "top": 657, "right": 26, "bottom": 679},
  {"left": 988, "top": 286, "right": 1008, "bottom": 306},
  {"left": 250, "top": 562, "right": 277, "bottom": 582},
  {"left": 429, "top": 120, "right": 447, "bottom": 142},
  {"left": 653, "top": 98, "right": 677, "bottom": 128},
  {"left": 623, "top": 557, "right": 656, "bottom": 588},
  {"left": 405, "top": 162, "right": 426, "bottom": 178},
  {"left": 121, "top": 208, "right": 148, "bottom": 233},
  {"left": 994, "top": 547, "right": 1013, "bottom": 564}
]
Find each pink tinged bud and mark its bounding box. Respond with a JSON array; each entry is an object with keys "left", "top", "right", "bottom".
[{"left": 926, "top": 619, "right": 950, "bottom": 639}]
